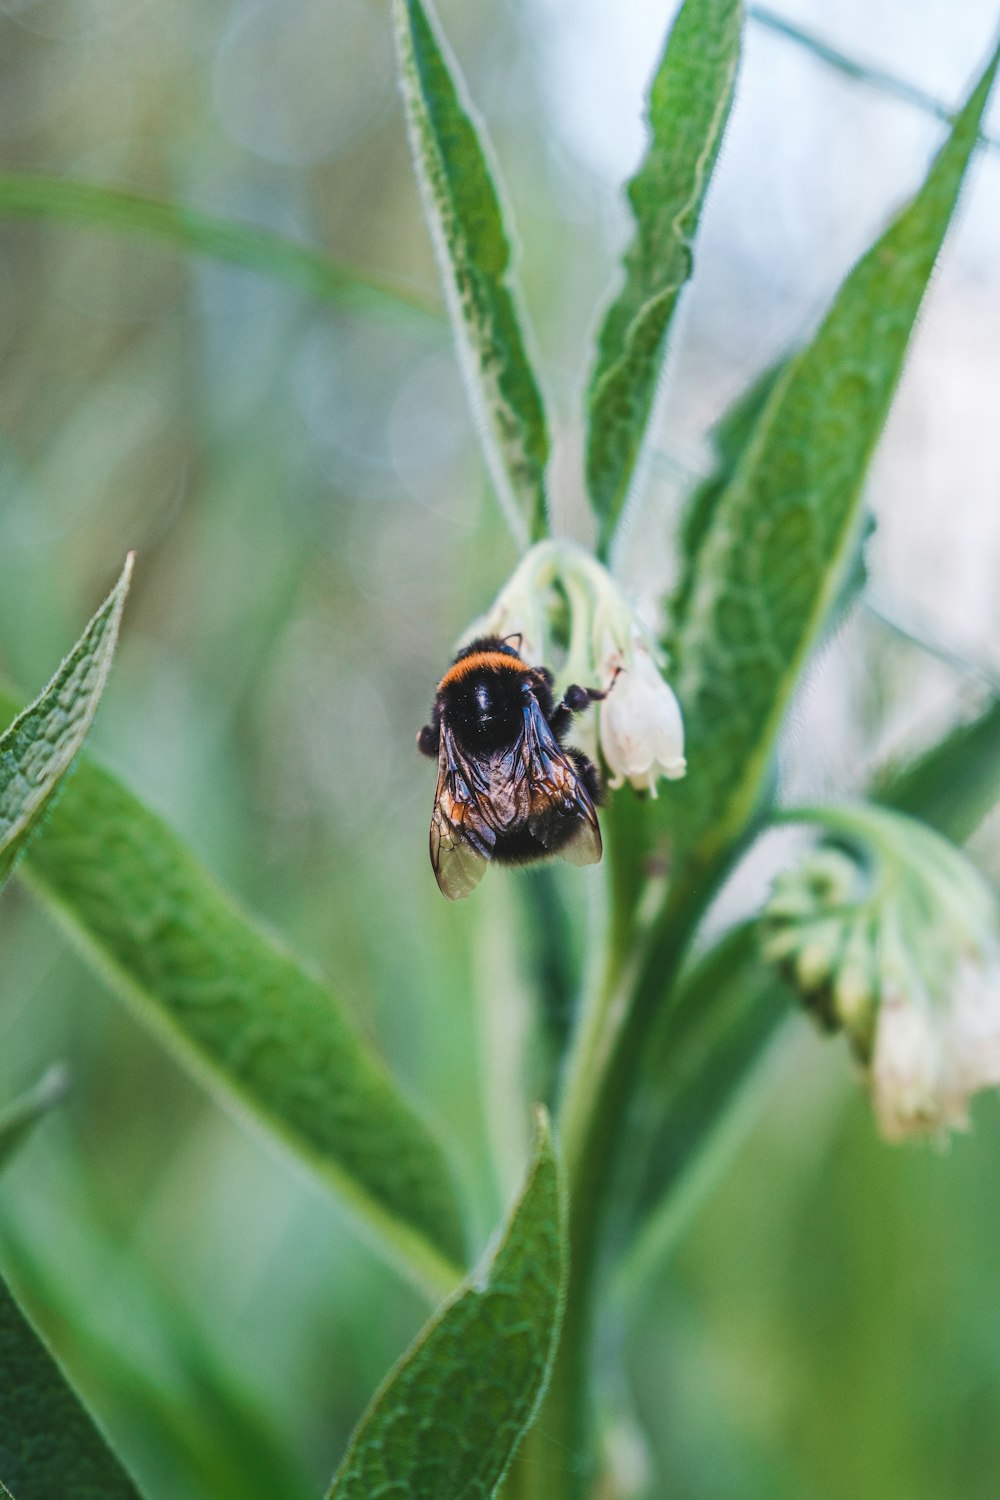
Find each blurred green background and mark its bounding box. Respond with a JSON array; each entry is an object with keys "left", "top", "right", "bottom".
[{"left": 1, "top": 1, "right": 999, "bottom": 1496}]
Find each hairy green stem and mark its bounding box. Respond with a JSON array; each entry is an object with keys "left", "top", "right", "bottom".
[{"left": 514, "top": 847, "right": 727, "bottom": 1497}]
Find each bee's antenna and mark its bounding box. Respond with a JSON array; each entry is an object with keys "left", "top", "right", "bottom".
[{"left": 503, "top": 631, "right": 524, "bottom": 652}]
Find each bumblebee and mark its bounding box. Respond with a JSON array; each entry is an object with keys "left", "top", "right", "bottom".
[{"left": 417, "top": 635, "right": 611, "bottom": 900}]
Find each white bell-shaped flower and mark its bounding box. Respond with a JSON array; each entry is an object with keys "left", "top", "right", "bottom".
[
  {"left": 598, "top": 630, "right": 686, "bottom": 795},
  {"left": 467, "top": 539, "right": 687, "bottom": 798},
  {"left": 871, "top": 983, "right": 955, "bottom": 1140}
]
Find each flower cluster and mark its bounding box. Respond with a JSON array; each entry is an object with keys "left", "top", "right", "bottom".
[
  {"left": 763, "top": 804, "right": 1000, "bottom": 1142},
  {"left": 466, "top": 539, "right": 686, "bottom": 795}
]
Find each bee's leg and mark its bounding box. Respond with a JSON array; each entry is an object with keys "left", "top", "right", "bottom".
[
  {"left": 569, "top": 748, "right": 602, "bottom": 803},
  {"left": 417, "top": 705, "right": 440, "bottom": 757},
  {"left": 551, "top": 671, "right": 620, "bottom": 735}
]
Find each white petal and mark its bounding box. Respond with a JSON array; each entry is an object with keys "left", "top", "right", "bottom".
[
  {"left": 871, "top": 989, "right": 957, "bottom": 1141},
  {"left": 946, "top": 952, "right": 1000, "bottom": 1095},
  {"left": 598, "top": 639, "right": 686, "bottom": 791}
]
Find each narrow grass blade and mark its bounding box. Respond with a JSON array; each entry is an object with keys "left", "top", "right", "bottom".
[
  {"left": 0, "top": 175, "right": 441, "bottom": 333},
  {"left": 0, "top": 1065, "right": 69, "bottom": 1172},
  {"left": 585, "top": 0, "right": 742, "bottom": 558},
  {"left": 393, "top": 0, "right": 550, "bottom": 545},
  {"left": 750, "top": 5, "right": 1000, "bottom": 151},
  {"left": 0, "top": 555, "right": 132, "bottom": 887},
  {"left": 0, "top": 1274, "right": 145, "bottom": 1499},
  {"left": 327, "top": 1110, "right": 565, "bottom": 1499},
  {"left": 662, "top": 40, "right": 1000, "bottom": 862},
  {"left": 0, "top": 690, "right": 466, "bottom": 1299}
]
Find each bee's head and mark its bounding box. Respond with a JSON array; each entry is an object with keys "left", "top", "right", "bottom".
[{"left": 451, "top": 634, "right": 523, "bottom": 665}]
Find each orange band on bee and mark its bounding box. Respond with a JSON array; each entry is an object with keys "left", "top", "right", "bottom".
[{"left": 438, "top": 650, "right": 530, "bottom": 691}]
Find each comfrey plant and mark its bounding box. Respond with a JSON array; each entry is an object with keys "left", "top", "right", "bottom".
[{"left": 1, "top": 2, "right": 1000, "bottom": 1498}]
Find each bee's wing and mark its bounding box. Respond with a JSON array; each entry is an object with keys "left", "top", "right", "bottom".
[
  {"left": 429, "top": 726, "right": 496, "bottom": 900},
  {"left": 522, "top": 698, "right": 602, "bottom": 868}
]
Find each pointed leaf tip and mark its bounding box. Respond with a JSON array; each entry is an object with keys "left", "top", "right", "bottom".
[
  {"left": 0, "top": 555, "right": 132, "bottom": 887},
  {"left": 586, "top": 0, "right": 743, "bottom": 557},
  {"left": 327, "top": 1115, "right": 565, "bottom": 1498}
]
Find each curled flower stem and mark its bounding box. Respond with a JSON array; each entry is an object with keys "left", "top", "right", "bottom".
[
  {"left": 775, "top": 802, "right": 994, "bottom": 938},
  {"left": 561, "top": 569, "right": 601, "bottom": 693}
]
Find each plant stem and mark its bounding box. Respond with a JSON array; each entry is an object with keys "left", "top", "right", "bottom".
[{"left": 513, "top": 849, "right": 727, "bottom": 1497}]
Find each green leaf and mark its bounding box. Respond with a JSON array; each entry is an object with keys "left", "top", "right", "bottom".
[
  {"left": 666, "top": 358, "right": 787, "bottom": 656},
  {"left": 585, "top": 0, "right": 743, "bottom": 558},
  {"left": 0, "top": 1066, "right": 68, "bottom": 1173},
  {"left": 0, "top": 1273, "right": 144, "bottom": 1500},
  {"left": 663, "top": 42, "right": 1000, "bottom": 862},
  {"left": 0, "top": 692, "right": 466, "bottom": 1299},
  {"left": 327, "top": 1110, "right": 565, "bottom": 1499},
  {"left": 0, "top": 175, "right": 441, "bottom": 334},
  {"left": 874, "top": 696, "right": 1000, "bottom": 843},
  {"left": 393, "top": 0, "right": 550, "bottom": 546},
  {"left": 0, "top": 1227, "right": 314, "bottom": 1500},
  {"left": 0, "top": 556, "right": 132, "bottom": 887}
]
